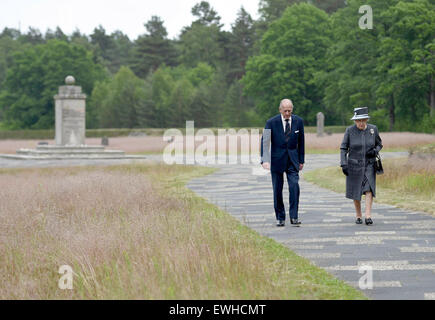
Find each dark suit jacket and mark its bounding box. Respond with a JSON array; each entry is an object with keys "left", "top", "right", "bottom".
[{"left": 261, "top": 114, "right": 305, "bottom": 173}]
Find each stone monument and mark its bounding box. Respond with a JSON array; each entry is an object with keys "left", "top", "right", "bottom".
[
  {"left": 55, "top": 75, "right": 86, "bottom": 146},
  {"left": 0, "top": 76, "right": 146, "bottom": 160},
  {"left": 317, "top": 112, "right": 325, "bottom": 137}
]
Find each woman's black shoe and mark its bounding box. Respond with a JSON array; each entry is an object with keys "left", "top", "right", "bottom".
[
  {"left": 365, "top": 218, "right": 373, "bottom": 225},
  {"left": 355, "top": 218, "right": 363, "bottom": 224}
]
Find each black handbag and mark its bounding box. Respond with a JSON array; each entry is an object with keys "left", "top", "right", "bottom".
[{"left": 374, "top": 154, "right": 384, "bottom": 175}]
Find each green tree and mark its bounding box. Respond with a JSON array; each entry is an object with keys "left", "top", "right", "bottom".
[
  {"left": 89, "top": 27, "right": 134, "bottom": 75},
  {"left": 309, "top": 0, "right": 347, "bottom": 14},
  {"left": 320, "top": 0, "right": 434, "bottom": 131},
  {"left": 318, "top": 0, "right": 382, "bottom": 126},
  {"left": 45, "top": 27, "right": 68, "bottom": 42},
  {"left": 258, "top": 0, "right": 300, "bottom": 23},
  {"left": 191, "top": 1, "right": 222, "bottom": 26},
  {"left": 131, "top": 16, "right": 178, "bottom": 79},
  {"left": 227, "top": 7, "right": 257, "bottom": 81},
  {"left": 19, "top": 27, "right": 44, "bottom": 45},
  {"left": 87, "top": 80, "right": 110, "bottom": 129},
  {"left": 147, "top": 62, "right": 221, "bottom": 128},
  {"left": 0, "top": 27, "right": 21, "bottom": 39},
  {"left": 150, "top": 66, "right": 175, "bottom": 127},
  {"left": 90, "top": 25, "right": 113, "bottom": 57},
  {"left": 259, "top": 0, "right": 346, "bottom": 22},
  {"left": 90, "top": 66, "right": 148, "bottom": 128},
  {"left": 70, "top": 29, "right": 93, "bottom": 51},
  {"left": 376, "top": 0, "right": 435, "bottom": 130},
  {"left": 178, "top": 2, "right": 225, "bottom": 68},
  {"left": 185, "top": 62, "right": 214, "bottom": 86},
  {"left": 243, "top": 3, "right": 331, "bottom": 124},
  {"left": 90, "top": 25, "right": 115, "bottom": 69},
  {"left": 178, "top": 23, "right": 224, "bottom": 68},
  {"left": 108, "top": 30, "right": 134, "bottom": 74},
  {"left": 0, "top": 40, "right": 105, "bottom": 129},
  {"left": 222, "top": 80, "right": 257, "bottom": 127},
  {"left": 0, "top": 28, "right": 24, "bottom": 88},
  {"left": 195, "top": 68, "right": 227, "bottom": 127},
  {"left": 166, "top": 77, "right": 196, "bottom": 127},
  {"left": 255, "top": 0, "right": 346, "bottom": 48}
]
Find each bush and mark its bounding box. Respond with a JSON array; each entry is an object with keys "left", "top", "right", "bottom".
[
  {"left": 0, "top": 129, "right": 54, "bottom": 140},
  {"left": 304, "top": 126, "right": 346, "bottom": 134},
  {"left": 420, "top": 114, "right": 435, "bottom": 134}
]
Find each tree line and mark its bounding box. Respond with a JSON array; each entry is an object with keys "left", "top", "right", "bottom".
[{"left": 0, "top": 0, "right": 433, "bottom": 133}]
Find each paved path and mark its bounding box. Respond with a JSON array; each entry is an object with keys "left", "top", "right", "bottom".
[{"left": 187, "top": 152, "right": 435, "bottom": 300}]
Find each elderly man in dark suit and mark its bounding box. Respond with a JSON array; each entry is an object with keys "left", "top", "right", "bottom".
[{"left": 261, "top": 99, "right": 305, "bottom": 227}]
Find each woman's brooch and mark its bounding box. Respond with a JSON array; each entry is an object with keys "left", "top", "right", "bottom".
[{"left": 370, "top": 128, "right": 374, "bottom": 135}]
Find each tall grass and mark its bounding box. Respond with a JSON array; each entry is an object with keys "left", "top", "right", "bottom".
[
  {"left": 304, "top": 156, "right": 435, "bottom": 215},
  {"left": 0, "top": 164, "right": 365, "bottom": 299},
  {"left": 377, "top": 156, "right": 434, "bottom": 200}
]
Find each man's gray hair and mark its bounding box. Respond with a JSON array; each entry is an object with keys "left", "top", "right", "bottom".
[{"left": 279, "top": 99, "right": 293, "bottom": 109}]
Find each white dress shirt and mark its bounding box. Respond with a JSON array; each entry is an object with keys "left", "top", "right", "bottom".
[{"left": 281, "top": 114, "right": 292, "bottom": 133}]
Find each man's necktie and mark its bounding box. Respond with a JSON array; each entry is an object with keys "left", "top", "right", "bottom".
[{"left": 285, "top": 119, "right": 290, "bottom": 142}]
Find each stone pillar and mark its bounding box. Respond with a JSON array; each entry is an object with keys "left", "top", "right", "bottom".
[
  {"left": 54, "top": 76, "right": 86, "bottom": 146},
  {"left": 317, "top": 112, "right": 325, "bottom": 137}
]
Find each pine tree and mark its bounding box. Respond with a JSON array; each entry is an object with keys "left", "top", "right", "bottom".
[
  {"left": 131, "top": 16, "right": 178, "bottom": 79},
  {"left": 227, "top": 7, "right": 256, "bottom": 81}
]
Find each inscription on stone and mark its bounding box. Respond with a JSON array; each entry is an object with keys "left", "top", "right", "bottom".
[{"left": 62, "top": 107, "right": 85, "bottom": 145}]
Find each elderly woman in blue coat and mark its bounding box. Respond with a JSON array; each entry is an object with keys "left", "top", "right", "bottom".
[{"left": 340, "top": 107, "right": 383, "bottom": 225}]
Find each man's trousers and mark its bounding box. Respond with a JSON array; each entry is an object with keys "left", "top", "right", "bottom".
[{"left": 271, "top": 156, "right": 300, "bottom": 221}]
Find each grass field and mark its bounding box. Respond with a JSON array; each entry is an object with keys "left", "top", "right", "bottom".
[
  {"left": 0, "top": 164, "right": 366, "bottom": 300},
  {"left": 304, "top": 155, "right": 435, "bottom": 215},
  {"left": 0, "top": 132, "right": 433, "bottom": 155},
  {"left": 0, "top": 126, "right": 348, "bottom": 140}
]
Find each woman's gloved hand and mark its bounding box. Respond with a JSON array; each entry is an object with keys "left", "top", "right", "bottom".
[
  {"left": 341, "top": 165, "right": 349, "bottom": 176},
  {"left": 366, "top": 148, "right": 377, "bottom": 158}
]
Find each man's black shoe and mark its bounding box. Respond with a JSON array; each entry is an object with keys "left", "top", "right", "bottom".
[
  {"left": 355, "top": 218, "right": 363, "bottom": 224},
  {"left": 365, "top": 218, "right": 373, "bottom": 225},
  {"left": 290, "top": 219, "right": 301, "bottom": 226},
  {"left": 276, "top": 220, "right": 285, "bottom": 227}
]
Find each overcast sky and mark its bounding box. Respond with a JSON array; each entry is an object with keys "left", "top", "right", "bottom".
[{"left": 0, "top": 0, "right": 261, "bottom": 40}]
